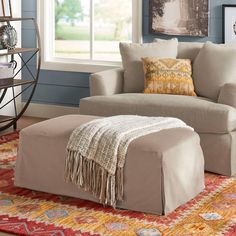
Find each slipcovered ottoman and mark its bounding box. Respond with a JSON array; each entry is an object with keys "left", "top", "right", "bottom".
[{"left": 14, "top": 115, "right": 204, "bottom": 215}]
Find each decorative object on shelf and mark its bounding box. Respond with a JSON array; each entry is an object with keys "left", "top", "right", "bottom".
[
  {"left": 0, "top": 61, "right": 15, "bottom": 85},
  {"left": 0, "top": 25, "right": 17, "bottom": 49},
  {"left": 223, "top": 5, "right": 236, "bottom": 43},
  {"left": 149, "top": 0, "right": 209, "bottom": 37},
  {"left": 0, "top": 0, "right": 12, "bottom": 18},
  {"left": 0, "top": 42, "right": 7, "bottom": 54},
  {"left": 9, "top": 59, "right": 17, "bottom": 70},
  {"left": 0, "top": 17, "right": 41, "bottom": 131},
  {"left": 0, "top": 62, "right": 15, "bottom": 77}
]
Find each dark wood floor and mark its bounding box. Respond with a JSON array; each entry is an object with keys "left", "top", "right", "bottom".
[
  {"left": 0, "top": 116, "right": 46, "bottom": 135},
  {"left": 0, "top": 116, "right": 46, "bottom": 236}
]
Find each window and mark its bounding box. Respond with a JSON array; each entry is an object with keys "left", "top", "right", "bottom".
[{"left": 38, "top": 0, "right": 142, "bottom": 73}]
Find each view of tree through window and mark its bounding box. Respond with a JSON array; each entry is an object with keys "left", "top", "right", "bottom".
[{"left": 55, "top": 0, "right": 132, "bottom": 61}]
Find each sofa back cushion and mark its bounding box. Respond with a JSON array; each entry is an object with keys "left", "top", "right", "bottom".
[
  {"left": 120, "top": 39, "right": 178, "bottom": 93},
  {"left": 177, "top": 42, "right": 203, "bottom": 60},
  {"left": 193, "top": 42, "right": 236, "bottom": 101},
  {"left": 154, "top": 39, "right": 203, "bottom": 61}
]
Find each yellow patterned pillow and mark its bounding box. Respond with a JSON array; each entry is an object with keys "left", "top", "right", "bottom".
[{"left": 142, "top": 57, "right": 196, "bottom": 96}]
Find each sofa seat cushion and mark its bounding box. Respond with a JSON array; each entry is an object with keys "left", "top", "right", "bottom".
[{"left": 79, "top": 94, "right": 236, "bottom": 134}]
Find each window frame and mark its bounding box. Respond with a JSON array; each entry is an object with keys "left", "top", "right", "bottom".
[{"left": 38, "top": 0, "right": 142, "bottom": 73}]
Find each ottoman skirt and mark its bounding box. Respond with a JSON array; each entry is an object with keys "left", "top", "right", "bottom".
[{"left": 14, "top": 115, "right": 204, "bottom": 215}]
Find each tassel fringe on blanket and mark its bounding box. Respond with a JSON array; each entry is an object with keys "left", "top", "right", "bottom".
[
  {"left": 65, "top": 115, "right": 193, "bottom": 207},
  {"left": 65, "top": 153, "right": 123, "bottom": 206}
]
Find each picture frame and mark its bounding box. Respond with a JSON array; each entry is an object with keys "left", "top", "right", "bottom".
[
  {"left": 223, "top": 4, "right": 236, "bottom": 43},
  {"left": 149, "top": 0, "right": 209, "bottom": 37},
  {"left": 0, "top": 0, "right": 12, "bottom": 18}
]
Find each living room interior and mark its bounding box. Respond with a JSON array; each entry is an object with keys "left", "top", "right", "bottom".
[{"left": 1, "top": 0, "right": 236, "bottom": 235}]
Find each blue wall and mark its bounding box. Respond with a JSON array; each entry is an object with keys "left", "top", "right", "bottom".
[
  {"left": 22, "top": 0, "right": 236, "bottom": 106},
  {"left": 22, "top": 1, "right": 90, "bottom": 107}
]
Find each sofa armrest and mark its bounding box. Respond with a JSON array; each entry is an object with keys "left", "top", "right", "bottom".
[
  {"left": 218, "top": 83, "right": 236, "bottom": 109},
  {"left": 89, "top": 68, "right": 124, "bottom": 96}
]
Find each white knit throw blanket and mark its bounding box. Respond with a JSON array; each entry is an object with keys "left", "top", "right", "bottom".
[{"left": 65, "top": 115, "right": 193, "bottom": 207}]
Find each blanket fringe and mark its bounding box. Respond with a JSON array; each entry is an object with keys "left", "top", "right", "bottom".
[{"left": 65, "top": 150, "right": 123, "bottom": 207}]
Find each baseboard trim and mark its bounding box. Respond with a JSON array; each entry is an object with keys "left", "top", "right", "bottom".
[{"left": 22, "top": 103, "right": 80, "bottom": 118}]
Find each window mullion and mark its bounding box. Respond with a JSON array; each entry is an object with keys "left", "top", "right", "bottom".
[
  {"left": 132, "top": 0, "right": 142, "bottom": 43},
  {"left": 39, "top": 0, "right": 141, "bottom": 72},
  {"left": 90, "top": 0, "right": 94, "bottom": 60},
  {"left": 51, "top": 0, "right": 55, "bottom": 58}
]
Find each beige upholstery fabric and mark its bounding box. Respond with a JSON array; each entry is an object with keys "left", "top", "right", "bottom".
[
  {"left": 120, "top": 39, "right": 178, "bottom": 93},
  {"left": 88, "top": 42, "right": 204, "bottom": 97},
  {"left": 154, "top": 39, "right": 203, "bottom": 61},
  {"left": 199, "top": 131, "right": 236, "bottom": 176},
  {"left": 177, "top": 42, "right": 203, "bottom": 60},
  {"left": 90, "top": 68, "right": 124, "bottom": 96},
  {"left": 82, "top": 41, "right": 236, "bottom": 176},
  {"left": 79, "top": 93, "right": 236, "bottom": 134},
  {"left": 15, "top": 115, "right": 204, "bottom": 215},
  {"left": 218, "top": 83, "right": 236, "bottom": 109},
  {"left": 193, "top": 42, "right": 236, "bottom": 101}
]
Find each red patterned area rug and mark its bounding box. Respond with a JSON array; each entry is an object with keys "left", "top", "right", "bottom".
[{"left": 1, "top": 132, "right": 236, "bottom": 235}]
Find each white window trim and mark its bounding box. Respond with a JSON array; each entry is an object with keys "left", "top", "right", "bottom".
[{"left": 38, "top": 0, "right": 142, "bottom": 73}]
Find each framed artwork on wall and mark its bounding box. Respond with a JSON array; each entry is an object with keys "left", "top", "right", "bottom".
[
  {"left": 223, "top": 5, "right": 236, "bottom": 43},
  {"left": 0, "top": 0, "right": 12, "bottom": 18},
  {"left": 149, "top": 0, "right": 209, "bottom": 37}
]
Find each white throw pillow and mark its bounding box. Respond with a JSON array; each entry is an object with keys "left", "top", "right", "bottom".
[
  {"left": 154, "top": 38, "right": 203, "bottom": 61},
  {"left": 120, "top": 39, "right": 178, "bottom": 93},
  {"left": 193, "top": 42, "right": 236, "bottom": 101}
]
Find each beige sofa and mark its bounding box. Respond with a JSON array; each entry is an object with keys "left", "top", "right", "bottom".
[{"left": 79, "top": 41, "right": 236, "bottom": 176}]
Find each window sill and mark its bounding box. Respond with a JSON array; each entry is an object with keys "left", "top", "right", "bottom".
[{"left": 41, "top": 59, "right": 122, "bottom": 73}]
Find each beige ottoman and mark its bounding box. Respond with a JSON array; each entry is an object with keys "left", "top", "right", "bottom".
[{"left": 14, "top": 115, "right": 204, "bottom": 215}]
